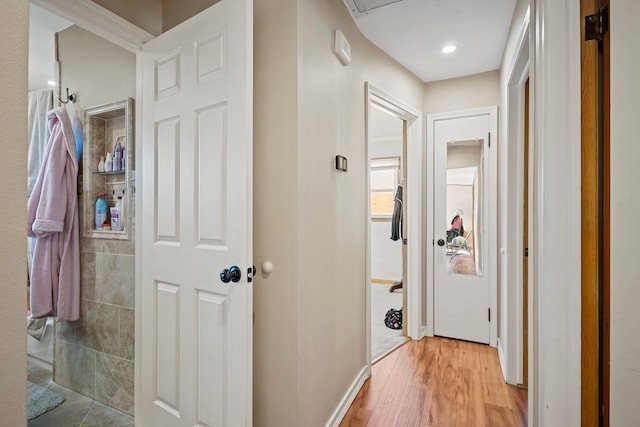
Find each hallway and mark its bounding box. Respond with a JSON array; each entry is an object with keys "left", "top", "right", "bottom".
[{"left": 340, "top": 337, "right": 527, "bottom": 427}]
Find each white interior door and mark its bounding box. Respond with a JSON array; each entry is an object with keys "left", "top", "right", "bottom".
[
  {"left": 139, "top": 1, "right": 253, "bottom": 426},
  {"left": 433, "top": 111, "right": 492, "bottom": 344}
]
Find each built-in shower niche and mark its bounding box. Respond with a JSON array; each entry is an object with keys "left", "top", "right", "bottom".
[{"left": 82, "top": 98, "right": 134, "bottom": 240}]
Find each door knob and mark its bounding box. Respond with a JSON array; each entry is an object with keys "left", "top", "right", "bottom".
[
  {"left": 220, "top": 265, "right": 242, "bottom": 283},
  {"left": 437, "top": 239, "right": 445, "bottom": 247}
]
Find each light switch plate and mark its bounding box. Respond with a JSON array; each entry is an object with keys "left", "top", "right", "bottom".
[{"left": 334, "top": 30, "right": 351, "bottom": 66}]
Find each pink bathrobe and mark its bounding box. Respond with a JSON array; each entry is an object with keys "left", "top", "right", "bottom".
[{"left": 28, "top": 108, "right": 80, "bottom": 321}]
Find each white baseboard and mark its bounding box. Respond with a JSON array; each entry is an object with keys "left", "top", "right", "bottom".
[
  {"left": 324, "top": 365, "right": 371, "bottom": 427},
  {"left": 497, "top": 338, "right": 507, "bottom": 381},
  {"left": 421, "top": 325, "right": 429, "bottom": 338}
]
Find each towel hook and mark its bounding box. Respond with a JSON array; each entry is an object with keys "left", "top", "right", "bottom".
[{"left": 58, "top": 88, "right": 77, "bottom": 105}]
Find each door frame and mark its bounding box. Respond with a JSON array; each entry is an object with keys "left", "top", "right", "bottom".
[
  {"left": 501, "top": 8, "right": 530, "bottom": 385},
  {"left": 30, "top": 0, "right": 150, "bottom": 421},
  {"left": 425, "top": 106, "right": 498, "bottom": 348},
  {"left": 364, "top": 83, "right": 422, "bottom": 368}
]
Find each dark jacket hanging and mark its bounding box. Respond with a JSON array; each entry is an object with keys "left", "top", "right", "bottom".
[{"left": 390, "top": 184, "right": 403, "bottom": 241}]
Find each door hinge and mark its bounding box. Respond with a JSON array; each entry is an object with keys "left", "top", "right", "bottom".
[
  {"left": 585, "top": 6, "right": 609, "bottom": 42},
  {"left": 525, "top": 247, "right": 529, "bottom": 257},
  {"left": 488, "top": 132, "right": 491, "bottom": 148},
  {"left": 488, "top": 308, "right": 491, "bottom": 322}
]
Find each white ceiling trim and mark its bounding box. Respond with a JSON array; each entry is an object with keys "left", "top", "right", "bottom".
[{"left": 31, "top": 0, "right": 154, "bottom": 53}]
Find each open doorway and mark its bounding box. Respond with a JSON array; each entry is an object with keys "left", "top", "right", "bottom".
[
  {"left": 25, "top": 2, "right": 142, "bottom": 424},
  {"left": 368, "top": 105, "right": 407, "bottom": 362},
  {"left": 365, "top": 83, "right": 422, "bottom": 369}
]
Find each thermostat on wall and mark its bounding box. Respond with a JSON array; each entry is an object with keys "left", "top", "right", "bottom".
[
  {"left": 334, "top": 30, "right": 351, "bottom": 66},
  {"left": 335, "top": 155, "right": 348, "bottom": 172}
]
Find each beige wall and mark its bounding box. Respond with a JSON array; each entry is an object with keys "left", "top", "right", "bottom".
[
  {"left": 253, "top": 0, "right": 300, "bottom": 425},
  {"left": 254, "top": 0, "right": 424, "bottom": 425},
  {"left": 610, "top": 0, "right": 640, "bottom": 423},
  {"left": 93, "top": 0, "right": 162, "bottom": 35},
  {"left": 58, "top": 25, "right": 136, "bottom": 111},
  {"left": 162, "top": 0, "right": 221, "bottom": 32},
  {"left": 424, "top": 70, "right": 500, "bottom": 115},
  {"left": 296, "top": 0, "right": 423, "bottom": 425},
  {"left": 0, "top": 2, "right": 28, "bottom": 426}
]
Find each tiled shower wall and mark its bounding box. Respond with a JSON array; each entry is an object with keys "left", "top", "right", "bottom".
[
  {"left": 54, "top": 203, "right": 135, "bottom": 415},
  {"left": 54, "top": 24, "right": 137, "bottom": 416}
]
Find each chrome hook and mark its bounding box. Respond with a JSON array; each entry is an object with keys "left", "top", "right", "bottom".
[{"left": 58, "top": 88, "right": 77, "bottom": 105}]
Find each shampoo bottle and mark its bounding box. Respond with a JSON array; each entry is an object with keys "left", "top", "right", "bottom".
[
  {"left": 110, "top": 195, "right": 124, "bottom": 231},
  {"left": 105, "top": 152, "right": 113, "bottom": 172},
  {"left": 95, "top": 193, "right": 107, "bottom": 230}
]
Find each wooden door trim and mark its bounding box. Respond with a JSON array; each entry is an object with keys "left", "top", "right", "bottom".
[{"left": 581, "top": 0, "right": 610, "bottom": 425}]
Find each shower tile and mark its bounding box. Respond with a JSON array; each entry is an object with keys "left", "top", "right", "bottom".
[
  {"left": 81, "top": 237, "right": 135, "bottom": 255},
  {"left": 95, "top": 254, "right": 134, "bottom": 308},
  {"left": 55, "top": 319, "right": 77, "bottom": 342},
  {"left": 54, "top": 339, "right": 96, "bottom": 400},
  {"left": 118, "top": 307, "right": 135, "bottom": 361},
  {"left": 75, "top": 299, "right": 98, "bottom": 349},
  {"left": 94, "top": 302, "right": 119, "bottom": 355},
  {"left": 80, "top": 401, "right": 134, "bottom": 427},
  {"left": 95, "top": 353, "right": 134, "bottom": 415},
  {"left": 80, "top": 251, "right": 97, "bottom": 301}
]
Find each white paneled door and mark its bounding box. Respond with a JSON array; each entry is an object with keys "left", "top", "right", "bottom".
[
  {"left": 139, "top": 1, "right": 253, "bottom": 426},
  {"left": 432, "top": 108, "right": 496, "bottom": 344}
]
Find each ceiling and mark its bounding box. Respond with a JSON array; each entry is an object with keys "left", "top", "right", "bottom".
[
  {"left": 342, "top": 0, "right": 517, "bottom": 82},
  {"left": 29, "top": 4, "right": 72, "bottom": 91}
]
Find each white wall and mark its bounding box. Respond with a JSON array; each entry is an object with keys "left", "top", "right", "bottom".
[
  {"left": 610, "top": 0, "right": 640, "bottom": 424},
  {"left": 369, "top": 137, "right": 402, "bottom": 282},
  {"left": 497, "top": 0, "right": 529, "bottom": 385},
  {"left": 531, "top": 0, "right": 582, "bottom": 424},
  {"left": 0, "top": 2, "right": 28, "bottom": 426}
]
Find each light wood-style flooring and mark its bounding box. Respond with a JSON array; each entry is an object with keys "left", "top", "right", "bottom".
[{"left": 341, "top": 336, "right": 527, "bottom": 427}]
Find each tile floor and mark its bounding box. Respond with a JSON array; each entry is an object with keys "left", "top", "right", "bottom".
[{"left": 27, "top": 359, "right": 133, "bottom": 427}]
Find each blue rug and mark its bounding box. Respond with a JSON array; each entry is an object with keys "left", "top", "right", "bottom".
[{"left": 27, "top": 381, "right": 65, "bottom": 420}]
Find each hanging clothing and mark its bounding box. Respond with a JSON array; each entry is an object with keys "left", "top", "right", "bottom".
[
  {"left": 27, "top": 90, "right": 54, "bottom": 197},
  {"left": 390, "top": 184, "right": 403, "bottom": 241},
  {"left": 27, "top": 91, "right": 54, "bottom": 277},
  {"left": 27, "top": 108, "right": 80, "bottom": 321}
]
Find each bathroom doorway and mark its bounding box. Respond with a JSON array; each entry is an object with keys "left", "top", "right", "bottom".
[{"left": 26, "top": 3, "right": 138, "bottom": 424}]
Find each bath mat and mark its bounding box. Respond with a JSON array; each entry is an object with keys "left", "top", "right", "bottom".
[{"left": 27, "top": 381, "right": 65, "bottom": 420}]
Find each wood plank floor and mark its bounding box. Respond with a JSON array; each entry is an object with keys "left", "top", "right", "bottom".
[{"left": 340, "top": 337, "right": 527, "bottom": 427}]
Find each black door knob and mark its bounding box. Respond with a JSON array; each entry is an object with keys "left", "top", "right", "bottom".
[
  {"left": 220, "top": 265, "right": 242, "bottom": 283},
  {"left": 437, "top": 239, "right": 445, "bottom": 246}
]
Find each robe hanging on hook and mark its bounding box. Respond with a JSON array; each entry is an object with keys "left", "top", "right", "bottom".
[{"left": 59, "top": 88, "right": 77, "bottom": 104}]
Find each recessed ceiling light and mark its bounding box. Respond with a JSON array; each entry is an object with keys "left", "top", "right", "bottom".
[
  {"left": 47, "top": 80, "right": 56, "bottom": 86},
  {"left": 442, "top": 45, "right": 457, "bottom": 54}
]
